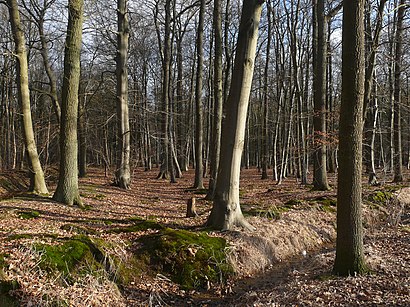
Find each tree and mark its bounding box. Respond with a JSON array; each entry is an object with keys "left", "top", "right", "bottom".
[
  {"left": 22, "top": 0, "right": 61, "bottom": 123},
  {"left": 392, "top": 0, "right": 406, "bottom": 183},
  {"left": 312, "top": 0, "right": 330, "bottom": 190},
  {"left": 6, "top": 0, "right": 48, "bottom": 194},
  {"left": 207, "top": 0, "right": 264, "bottom": 231},
  {"left": 333, "top": 0, "right": 367, "bottom": 276},
  {"left": 193, "top": 0, "right": 205, "bottom": 189},
  {"left": 363, "top": 0, "right": 386, "bottom": 185},
  {"left": 114, "top": 0, "right": 131, "bottom": 189},
  {"left": 53, "top": 0, "right": 84, "bottom": 207},
  {"left": 206, "top": 0, "right": 223, "bottom": 199}
]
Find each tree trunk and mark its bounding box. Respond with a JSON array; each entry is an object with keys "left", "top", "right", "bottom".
[
  {"left": 261, "top": 0, "right": 272, "bottom": 180},
  {"left": 207, "top": 0, "right": 264, "bottom": 231},
  {"left": 392, "top": 0, "right": 405, "bottom": 183},
  {"left": 114, "top": 0, "right": 131, "bottom": 189},
  {"left": 312, "top": 0, "right": 330, "bottom": 190},
  {"left": 78, "top": 92, "right": 87, "bottom": 177},
  {"left": 363, "top": 0, "right": 386, "bottom": 185},
  {"left": 53, "top": 0, "right": 84, "bottom": 207},
  {"left": 333, "top": 0, "right": 367, "bottom": 276},
  {"left": 193, "top": 0, "right": 205, "bottom": 189},
  {"left": 7, "top": 0, "right": 48, "bottom": 195},
  {"left": 155, "top": 0, "right": 171, "bottom": 180},
  {"left": 206, "top": 0, "right": 223, "bottom": 200}
]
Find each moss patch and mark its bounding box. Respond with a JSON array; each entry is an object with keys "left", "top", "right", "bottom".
[
  {"left": 137, "top": 228, "right": 232, "bottom": 289},
  {"left": 109, "top": 218, "right": 163, "bottom": 233},
  {"left": 368, "top": 190, "right": 393, "bottom": 207},
  {"left": 242, "top": 205, "right": 288, "bottom": 220},
  {"left": 34, "top": 236, "right": 104, "bottom": 279},
  {"left": 18, "top": 210, "right": 40, "bottom": 219},
  {"left": 60, "top": 224, "right": 97, "bottom": 235}
]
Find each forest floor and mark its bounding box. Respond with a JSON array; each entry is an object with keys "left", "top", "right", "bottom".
[{"left": 0, "top": 167, "right": 409, "bottom": 306}]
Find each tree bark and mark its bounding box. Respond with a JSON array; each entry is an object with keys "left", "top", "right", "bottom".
[
  {"left": 53, "top": 0, "right": 84, "bottom": 207},
  {"left": 193, "top": 0, "right": 205, "bottom": 189},
  {"left": 312, "top": 0, "right": 330, "bottom": 190},
  {"left": 114, "top": 0, "right": 131, "bottom": 189},
  {"left": 363, "top": 0, "right": 386, "bottom": 185},
  {"left": 392, "top": 0, "right": 405, "bottom": 183},
  {"left": 333, "top": 0, "right": 367, "bottom": 276},
  {"left": 206, "top": 0, "right": 223, "bottom": 199},
  {"left": 207, "top": 0, "right": 264, "bottom": 231},
  {"left": 7, "top": 0, "right": 48, "bottom": 195}
]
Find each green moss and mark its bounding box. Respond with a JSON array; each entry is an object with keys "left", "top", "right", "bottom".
[
  {"left": 60, "top": 224, "right": 97, "bottom": 235},
  {"left": 136, "top": 228, "right": 232, "bottom": 290},
  {"left": 242, "top": 205, "right": 288, "bottom": 220},
  {"left": 18, "top": 210, "right": 40, "bottom": 219},
  {"left": 34, "top": 236, "right": 104, "bottom": 279},
  {"left": 313, "top": 196, "right": 337, "bottom": 207},
  {"left": 368, "top": 190, "right": 393, "bottom": 206},
  {"left": 400, "top": 226, "right": 410, "bottom": 233},
  {"left": 110, "top": 220, "right": 163, "bottom": 233}
]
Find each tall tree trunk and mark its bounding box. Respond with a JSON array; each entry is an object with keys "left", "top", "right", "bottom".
[
  {"left": 78, "top": 92, "right": 87, "bottom": 177},
  {"left": 207, "top": 0, "right": 264, "bottom": 231},
  {"left": 53, "top": 0, "right": 84, "bottom": 206},
  {"left": 7, "top": 0, "right": 48, "bottom": 195},
  {"left": 261, "top": 0, "right": 272, "bottom": 180},
  {"left": 392, "top": 0, "right": 405, "bottom": 182},
  {"left": 363, "top": 0, "right": 386, "bottom": 185},
  {"left": 193, "top": 0, "right": 205, "bottom": 189},
  {"left": 312, "top": 0, "right": 330, "bottom": 190},
  {"left": 114, "top": 0, "right": 131, "bottom": 189},
  {"left": 333, "top": 0, "right": 367, "bottom": 276},
  {"left": 155, "top": 0, "right": 171, "bottom": 180},
  {"left": 206, "top": 0, "right": 223, "bottom": 199}
]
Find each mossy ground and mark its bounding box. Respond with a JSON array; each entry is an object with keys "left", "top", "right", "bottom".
[
  {"left": 34, "top": 236, "right": 105, "bottom": 280},
  {"left": 18, "top": 210, "right": 40, "bottom": 219},
  {"left": 137, "top": 228, "right": 232, "bottom": 290}
]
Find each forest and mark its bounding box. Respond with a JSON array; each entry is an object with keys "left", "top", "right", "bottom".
[{"left": 0, "top": 0, "right": 409, "bottom": 305}]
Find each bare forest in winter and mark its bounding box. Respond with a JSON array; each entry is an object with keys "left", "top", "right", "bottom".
[{"left": 0, "top": 0, "right": 409, "bottom": 305}]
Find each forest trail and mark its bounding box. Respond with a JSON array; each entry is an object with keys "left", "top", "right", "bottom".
[{"left": 0, "top": 168, "right": 409, "bottom": 306}]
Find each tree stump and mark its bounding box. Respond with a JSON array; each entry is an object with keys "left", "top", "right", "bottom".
[{"left": 186, "top": 197, "right": 198, "bottom": 217}]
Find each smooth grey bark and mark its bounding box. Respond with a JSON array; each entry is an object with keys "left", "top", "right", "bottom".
[
  {"left": 312, "top": 0, "right": 330, "bottom": 190},
  {"left": 206, "top": 0, "right": 223, "bottom": 200},
  {"left": 333, "top": 0, "right": 367, "bottom": 276},
  {"left": 114, "top": 0, "right": 131, "bottom": 189},
  {"left": 7, "top": 0, "right": 48, "bottom": 195},
  {"left": 53, "top": 0, "right": 84, "bottom": 207},
  {"left": 207, "top": 0, "right": 264, "bottom": 231},
  {"left": 392, "top": 0, "right": 405, "bottom": 183},
  {"left": 155, "top": 0, "right": 171, "bottom": 180},
  {"left": 363, "top": 0, "right": 386, "bottom": 185},
  {"left": 261, "top": 0, "right": 272, "bottom": 180},
  {"left": 193, "top": 0, "right": 205, "bottom": 189},
  {"left": 78, "top": 91, "right": 87, "bottom": 178}
]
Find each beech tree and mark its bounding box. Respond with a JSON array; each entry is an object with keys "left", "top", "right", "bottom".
[
  {"left": 207, "top": 0, "right": 264, "bottom": 231},
  {"left": 6, "top": 0, "right": 48, "bottom": 195},
  {"left": 392, "top": 0, "right": 406, "bottom": 183},
  {"left": 206, "top": 0, "right": 223, "bottom": 199},
  {"left": 333, "top": 0, "right": 367, "bottom": 276},
  {"left": 53, "top": 0, "right": 84, "bottom": 206},
  {"left": 114, "top": 0, "right": 131, "bottom": 189},
  {"left": 193, "top": 0, "right": 205, "bottom": 189},
  {"left": 312, "top": 0, "right": 330, "bottom": 190}
]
